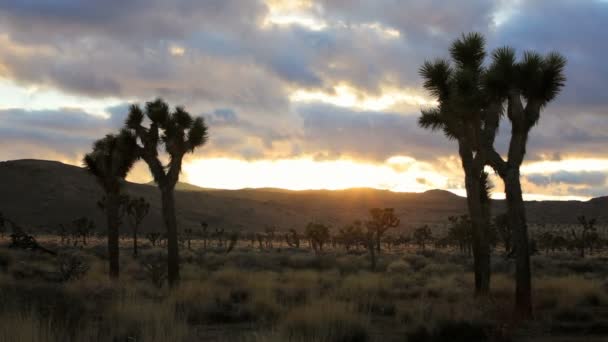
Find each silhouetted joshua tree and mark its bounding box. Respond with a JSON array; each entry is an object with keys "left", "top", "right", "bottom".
[
  {"left": 84, "top": 130, "right": 138, "bottom": 279},
  {"left": 285, "top": 229, "right": 301, "bottom": 248},
  {"left": 366, "top": 208, "right": 400, "bottom": 252},
  {"left": 572, "top": 216, "right": 597, "bottom": 258},
  {"left": 305, "top": 222, "right": 330, "bottom": 255},
  {"left": 125, "top": 98, "right": 208, "bottom": 287},
  {"left": 413, "top": 225, "right": 433, "bottom": 251},
  {"left": 483, "top": 46, "right": 566, "bottom": 317},
  {"left": 0, "top": 212, "right": 6, "bottom": 238},
  {"left": 418, "top": 33, "right": 502, "bottom": 296},
  {"left": 126, "top": 196, "right": 150, "bottom": 258}
]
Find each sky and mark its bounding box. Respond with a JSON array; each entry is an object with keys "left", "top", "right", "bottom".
[{"left": 0, "top": 0, "right": 607, "bottom": 201}]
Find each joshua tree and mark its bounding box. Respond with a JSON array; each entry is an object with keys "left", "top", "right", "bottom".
[
  {"left": 72, "top": 217, "right": 96, "bottom": 246},
  {"left": 200, "top": 222, "right": 209, "bottom": 250},
  {"left": 126, "top": 197, "right": 150, "bottom": 258},
  {"left": 447, "top": 215, "right": 473, "bottom": 256},
  {"left": 305, "top": 222, "right": 330, "bottom": 255},
  {"left": 285, "top": 229, "right": 301, "bottom": 248},
  {"left": 413, "top": 225, "right": 433, "bottom": 251},
  {"left": 483, "top": 47, "right": 566, "bottom": 317},
  {"left": 366, "top": 208, "right": 400, "bottom": 252},
  {"left": 125, "top": 98, "right": 208, "bottom": 286},
  {"left": 494, "top": 214, "right": 511, "bottom": 256},
  {"left": 571, "top": 216, "right": 597, "bottom": 258},
  {"left": 147, "top": 232, "right": 162, "bottom": 247},
  {"left": 418, "top": 33, "right": 502, "bottom": 295},
  {"left": 0, "top": 212, "right": 6, "bottom": 238},
  {"left": 337, "top": 222, "right": 365, "bottom": 252},
  {"left": 84, "top": 130, "right": 138, "bottom": 279}
]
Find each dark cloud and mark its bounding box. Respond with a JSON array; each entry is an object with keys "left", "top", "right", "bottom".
[
  {"left": 296, "top": 103, "right": 453, "bottom": 161},
  {"left": 526, "top": 171, "right": 607, "bottom": 187},
  {"left": 0, "top": 107, "right": 121, "bottom": 161},
  {"left": 490, "top": 0, "right": 608, "bottom": 108}
]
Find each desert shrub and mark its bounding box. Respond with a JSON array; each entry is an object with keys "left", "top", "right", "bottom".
[
  {"left": 139, "top": 252, "right": 168, "bottom": 288},
  {"left": 535, "top": 276, "right": 608, "bottom": 309},
  {"left": 387, "top": 259, "right": 410, "bottom": 274},
  {"left": 275, "top": 270, "right": 320, "bottom": 305},
  {"left": 56, "top": 251, "right": 89, "bottom": 282},
  {"left": 0, "top": 282, "right": 91, "bottom": 335},
  {"left": 281, "top": 301, "right": 369, "bottom": 342},
  {"left": 403, "top": 254, "right": 428, "bottom": 271},
  {"left": 172, "top": 271, "right": 281, "bottom": 325},
  {"left": 407, "top": 320, "right": 490, "bottom": 342},
  {"left": 0, "top": 249, "right": 11, "bottom": 272}
]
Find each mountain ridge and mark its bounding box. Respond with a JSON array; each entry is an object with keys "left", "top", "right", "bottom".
[{"left": 1, "top": 159, "right": 605, "bottom": 234}]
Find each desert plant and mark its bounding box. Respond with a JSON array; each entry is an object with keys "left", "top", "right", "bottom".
[
  {"left": 140, "top": 252, "right": 168, "bottom": 288},
  {"left": 571, "top": 216, "right": 597, "bottom": 258},
  {"left": 84, "top": 130, "right": 138, "bottom": 278},
  {"left": 305, "top": 223, "right": 331, "bottom": 255},
  {"left": 146, "top": 232, "right": 162, "bottom": 247},
  {"left": 337, "top": 222, "right": 365, "bottom": 252},
  {"left": 418, "top": 33, "right": 500, "bottom": 295},
  {"left": 285, "top": 229, "right": 301, "bottom": 248},
  {"left": 0, "top": 211, "right": 5, "bottom": 239},
  {"left": 126, "top": 196, "right": 150, "bottom": 258},
  {"left": 483, "top": 45, "right": 567, "bottom": 317},
  {"left": 125, "top": 98, "right": 208, "bottom": 286},
  {"left": 413, "top": 225, "right": 433, "bottom": 251},
  {"left": 71, "top": 217, "right": 95, "bottom": 246},
  {"left": 365, "top": 208, "right": 400, "bottom": 252},
  {"left": 56, "top": 251, "right": 89, "bottom": 282},
  {"left": 447, "top": 215, "right": 473, "bottom": 256}
]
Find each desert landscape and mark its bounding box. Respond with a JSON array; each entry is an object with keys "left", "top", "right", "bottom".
[{"left": 1, "top": 1, "right": 607, "bottom": 341}]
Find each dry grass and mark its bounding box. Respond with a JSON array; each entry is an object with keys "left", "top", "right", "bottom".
[{"left": 1, "top": 243, "right": 608, "bottom": 341}]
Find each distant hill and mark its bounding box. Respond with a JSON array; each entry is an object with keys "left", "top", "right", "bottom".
[{"left": 0, "top": 159, "right": 605, "bottom": 234}]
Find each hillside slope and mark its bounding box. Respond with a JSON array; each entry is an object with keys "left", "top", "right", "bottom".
[{"left": 0, "top": 159, "right": 605, "bottom": 234}]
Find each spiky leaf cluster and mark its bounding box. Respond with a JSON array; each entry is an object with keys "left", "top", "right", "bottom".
[{"left": 83, "top": 130, "right": 139, "bottom": 193}]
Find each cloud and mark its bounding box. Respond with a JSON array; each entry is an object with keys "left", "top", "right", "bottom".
[
  {"left": 526, "top": 171, "right": 607, "bottom": 187},
  {"left": 296, "top": 103, "right": 453, "bottom": 161}
]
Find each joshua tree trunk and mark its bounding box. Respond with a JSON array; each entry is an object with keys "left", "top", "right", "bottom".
[
  {"left": 132, "top": 224, "right": 139, "bottom": 258},
  {"left": 106, "top": 193, "right": 120, "bottom": 279},
  {"left": 465, "top": 172, "right": 491, "bottom": 295},
  {"left": 376, "top": 233, "right": 381, "bottom": 252},
  {"left": 504, "top": 168, "right": 532, "bottom": 317},
  {"left": 161, "top": 186, "right": 180, "bottom": 286}
]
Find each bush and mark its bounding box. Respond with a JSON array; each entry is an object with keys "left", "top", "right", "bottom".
[
  {"left": 407, "top": 320, "right": 489, "bottom": 342},
  {"left": 139, "top": 252, "right": 168, "bottom": 288},
  {"left": 387, "top": 259, "right": 410, "bottom": 274},
  {"left": 281, "top": 301, "right": 369, "bottom": 342},
  {"left": 56, "top": 251, "right": 89, "bottom": 282}
]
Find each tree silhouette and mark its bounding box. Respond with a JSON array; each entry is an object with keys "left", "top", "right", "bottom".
[
  {"left": 83, "top": 130, "right": 138, "bottom": 279},
  {"left": 125, "top": 98, "right": 208, "bottom": 286},
  {"left": 418, "top": 33, "right": 502, "bottom": 295},
  {"left": 126, "top": 196, "right": 150, "bottom": 258},
  {"left": 483, "top": 47, "right": 566, "bottom": 317},
  {"left": 413, "top": 225, "right": 433, "bottom": 251},
  {"left": 305, "top": 222, "right": 330, "bottom": 255},
  {"left": 366, "top": 208, "right": 400, "bottom": 252}
]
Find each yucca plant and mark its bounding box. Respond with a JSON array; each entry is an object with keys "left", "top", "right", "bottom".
[
  {"left": 83, "top": 130, "right": 138, "bottom": 278},
  {"left": 418, "top": 33, "right": 502, "bottom": 295},
  {"left": 484, "top": 47, "right": 566, "bottom": 317},
  {"left": 125, "top": 98, "right": 208, "bottom": 286}
]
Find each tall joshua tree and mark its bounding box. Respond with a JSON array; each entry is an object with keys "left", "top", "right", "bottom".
[
  {"left": 125, "top": 98, "right": 208, "bottom": 286},
  {"left": 126, "top": 196, "right": 150, "bottom": 258},
  {"left": 366, "top": 208, "right": 400, "bottom": 252},
  {"left": 83, "top": 130, "right": 138, "bottom": 278},
  {"left": 418, "top": 33, "right": 502, "bottom": 295},
  {"left": 484, "top": 48, "right": 566, "bottom": 317}
]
